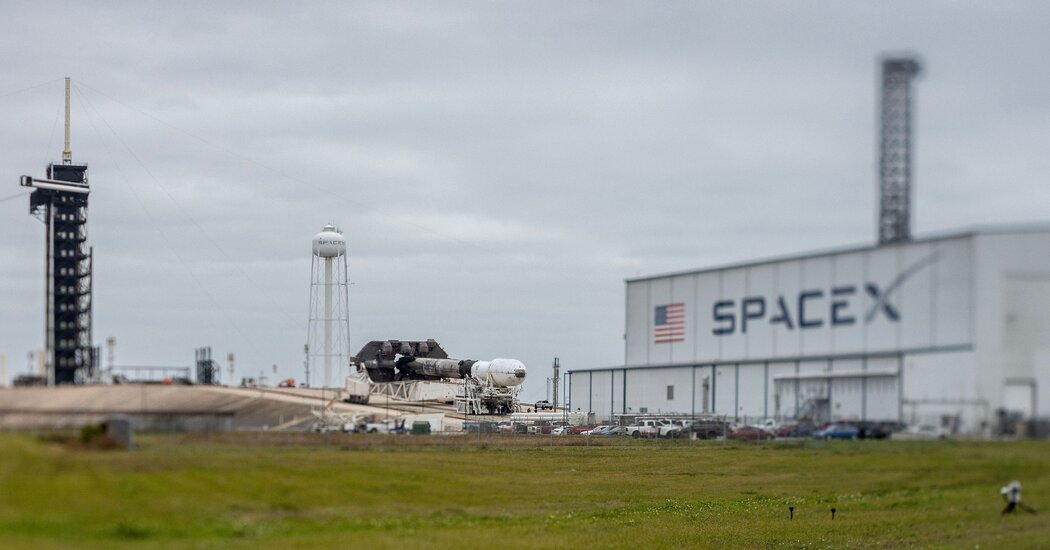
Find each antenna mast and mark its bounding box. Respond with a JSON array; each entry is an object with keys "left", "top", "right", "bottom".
[{"left": 62, "top": 77, "right": 72, "bottom": 164}]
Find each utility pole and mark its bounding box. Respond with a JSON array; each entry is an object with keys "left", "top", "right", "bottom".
[
  {"left": 552, "top": 357, "right": 560, "bottom": 412},
  {"left": 105, "top": 337, "right": 116, "bottom": 374}
]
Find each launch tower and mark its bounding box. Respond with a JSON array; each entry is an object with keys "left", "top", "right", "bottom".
[{"left": 19, "top": 78, "right": 94, "bottom": 385}]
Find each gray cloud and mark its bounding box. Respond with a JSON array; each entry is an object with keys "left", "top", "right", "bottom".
[{"left": 2, "top": 2, "right": 1049, "bottom": 401}]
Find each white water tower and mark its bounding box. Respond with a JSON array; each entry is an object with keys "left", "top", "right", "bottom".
[{"left": 306, "top": 224, "right": 351, "bottom": 388}]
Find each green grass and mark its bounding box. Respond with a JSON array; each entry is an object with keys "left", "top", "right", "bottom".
[{"left": 1, "top": 433, "right": 1048, "bottom": 548}]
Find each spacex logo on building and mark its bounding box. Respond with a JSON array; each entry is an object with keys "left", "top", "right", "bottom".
[{"left": 711, "top": 254, "right": 939, "bottom": 336}]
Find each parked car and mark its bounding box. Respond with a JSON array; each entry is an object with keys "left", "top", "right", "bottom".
[
  {"left": 529, "top": 421, "right": 567, "bottom": 435},
  {"left": 625, "top": 419, "right": 681, "bottom": 438},
  {"left": 550, "top": 425, "right": 582, "bottom": 436},
  {"left": 776, "top": 423, "right": 815, "bottom": 438},
  {"left": 730, "top": 425, "right": 774, "bottom": 441},
  {"left": 856, "top": 421, "right": 902, "bottom": 439},
  {"left": 360, "top": 419, "right": 407, "bottom": 434},
  {"left": 814, "top": 423, "right": 859, "bottom": 440},
  {"left": 656, "top": 419, "right": 689, "bottom": 438},
  {"left": 655, "top": 420, "right": 684, "bottom": 438},
  {"left": 686, "top": 419, "right": 729, "bottom": 439},
  {"left": 623, "top": 421, "right": 658, "bottom": 438},
  {"left": 534, "top": 400, "right": 554, "bottom": 411},
  {"left": 758, "top": 419, "right": 779, "bottom": 434}
]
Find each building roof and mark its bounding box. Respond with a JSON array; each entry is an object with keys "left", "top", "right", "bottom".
[{"left": 625, "top": 222, "right": 1050, "bottom": 284}]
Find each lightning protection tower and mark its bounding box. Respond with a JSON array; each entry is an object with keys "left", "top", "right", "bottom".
[
  {"left": 878, "top": 56, "right": 922, "bottom": 245},
  {"left": 306, "top": 225, "right": 351, "bottom": 388},
  {"left": 19, "top": 78, "right": 94, "bottom": 385}
]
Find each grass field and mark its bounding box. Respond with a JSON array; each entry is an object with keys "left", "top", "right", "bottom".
[{"left": 1, "top": 433, "right": 1048, "bottom": 549}]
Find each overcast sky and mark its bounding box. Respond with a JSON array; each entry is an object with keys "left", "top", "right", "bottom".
[{"left": 2, "top": 2, "right": 1049, "bottom": 401}]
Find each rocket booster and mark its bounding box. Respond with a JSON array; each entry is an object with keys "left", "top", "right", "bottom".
[{"left": 396, "top": 357, "right": 527, "bottom": 387}]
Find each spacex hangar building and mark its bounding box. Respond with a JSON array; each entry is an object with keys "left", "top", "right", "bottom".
[
  {"left": 566, "top": 226, "right": 1050, "bottom": 433},
  {"left": 566, "top": 58, "right": 1050, "bottom": 434}
]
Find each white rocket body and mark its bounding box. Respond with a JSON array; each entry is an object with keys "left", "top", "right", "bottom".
[
  {"left": 470, "top": 358, "right": 527, "bottom": 387},
  {"left": 400, "top": 356, "right": 527, "bottom": 387}
]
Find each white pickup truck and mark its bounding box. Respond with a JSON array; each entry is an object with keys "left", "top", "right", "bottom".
[{"left": 625, "top": 419, "right": 681, "bottom": 438}]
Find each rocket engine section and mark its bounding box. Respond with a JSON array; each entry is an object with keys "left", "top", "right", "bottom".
[{"left": 355, "top": 339, "right": 450, "bottom": 383}]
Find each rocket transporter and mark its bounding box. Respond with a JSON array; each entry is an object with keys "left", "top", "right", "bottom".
[{"left": 353, "top": 340, "right": 527, "bottom": 415}]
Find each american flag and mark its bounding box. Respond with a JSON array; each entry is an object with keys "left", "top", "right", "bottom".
[{"left": 653, "top": 303, "right": 685, "bottom": 344}]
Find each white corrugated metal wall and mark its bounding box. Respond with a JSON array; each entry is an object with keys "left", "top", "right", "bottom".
[
  {"left": 626, "top": 236, "right": 974, "bottom": 367},
  {"left": 568, "top": 229, "right": 1050, "bottom": 433}
]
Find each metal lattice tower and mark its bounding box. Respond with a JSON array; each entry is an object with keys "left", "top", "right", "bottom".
[
  {"left": 878, "top": 57, "right": 922, "bottom": 245},
  {"left": 20, "top": 78, "right": 94, "bottom": 385},
  {"left": 195, "top": 346, "right": 221, "bottom": 385}
]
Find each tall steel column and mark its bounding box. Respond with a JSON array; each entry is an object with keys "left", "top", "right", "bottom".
[{"left": 878, "top": 57, "right": 922, "bottom": 245}]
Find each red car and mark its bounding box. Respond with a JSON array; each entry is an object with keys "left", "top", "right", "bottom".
[{"left": 730, "top": 426, "right": 775, "bottom": 441}]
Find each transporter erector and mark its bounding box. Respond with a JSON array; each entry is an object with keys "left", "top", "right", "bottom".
[{"left": 353, "top": 340, "right": 526, "bottom": 415}]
